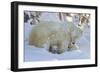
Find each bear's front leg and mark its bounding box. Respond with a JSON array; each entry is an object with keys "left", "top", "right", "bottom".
[
  {"left": 48, "top": 42, "right": 66, "bottom": 54},
  {"left": 56, "top": 42, "right": 66, "bottom": 54},
  {"left": 49, "top": 45, "right": 58, "bottom": 54}
]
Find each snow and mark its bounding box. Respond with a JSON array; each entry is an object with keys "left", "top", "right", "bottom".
[{"left": 24, "top": 12, "right": 90, "bottom": 62}]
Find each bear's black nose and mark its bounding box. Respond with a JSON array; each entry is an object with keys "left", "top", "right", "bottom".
[
  {"left": 72, "top": 42, "right": 75, "bottom": 44},
  {"left": 78, "top": 24, "right": 81, "bottom": 26}
]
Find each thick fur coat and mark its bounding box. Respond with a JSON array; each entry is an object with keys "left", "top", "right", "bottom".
[{"left": 29, "top": 21, "right": 83, "bottom": 54}]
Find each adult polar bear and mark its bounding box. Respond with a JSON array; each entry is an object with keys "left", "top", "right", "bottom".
[{"left": 29, "top": 20, "right": 84, "bottom": 54}]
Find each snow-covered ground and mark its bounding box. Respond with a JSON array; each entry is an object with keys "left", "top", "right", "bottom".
[{"left": 24, "top": 12, "right": 90, "bottom": 62}]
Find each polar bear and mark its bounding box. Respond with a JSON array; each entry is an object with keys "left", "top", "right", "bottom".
[
  {"left": 29, "top": 14, "right": 89, "bottom": 54},
  {"left": 29, "top": 21, "right": 72, "bottom": 54}
]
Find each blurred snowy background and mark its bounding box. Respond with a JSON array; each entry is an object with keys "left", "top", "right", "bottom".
[{"left": 24, "top": 11, "right": 90, "bottom": 62}]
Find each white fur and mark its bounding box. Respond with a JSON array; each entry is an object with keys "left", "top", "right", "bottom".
[{"left": 29, "top": 20, "right": 86, "bottom": 54}]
